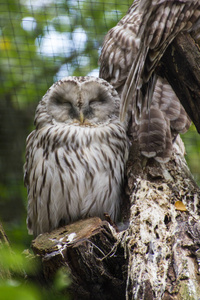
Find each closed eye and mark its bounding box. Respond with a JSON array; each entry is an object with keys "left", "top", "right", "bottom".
[
  {"left": 89, "top": 99, "right": 98, "bottom": 106},
  {"left": 54, "top": 97, "right": 73, "bottom": 107},
  {"left": 50, "top": 89, "right": 73, "bottom": 106},
  {"left": 89, "top": 97, "right": 106, "bottom": 106}
]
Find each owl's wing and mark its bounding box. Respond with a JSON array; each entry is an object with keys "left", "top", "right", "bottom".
[
  {"left": 24, "top": 126, "right": 66, "bottom": 236},
  {"left": 99, "top": 0, "right": 140, "bottom": 91},
  {"left": 99, "top": 0, "right": 196, "bottom": 162},
  {"left": 130, "top": 77, "right": 191, "bottom": 162},
  {"left": 120, "top": 0, "right": 200, "bottom": 122},
  {"left": 24, "top": 130, "right": 37, "bottom": 235},
  {"left": 24, "top": 130, "right": 36, "bottom": 189}
]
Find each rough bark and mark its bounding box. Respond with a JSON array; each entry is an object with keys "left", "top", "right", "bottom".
[
  {"left": 32, "top": 217, "right": 127, "bottom": 299},
  {"left": 124, "top": 139, "right": 200, "bottom": 300},
  {"left": 160, "top": 32, "right": 200, "bottom": 133},
  {"left": 32, "top": 136, "right": 200, "bottom": 300}
]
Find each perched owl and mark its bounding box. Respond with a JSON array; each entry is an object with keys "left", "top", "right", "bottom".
[
  {"left": 24, "top": 76, "right": 129, "bottom": 237},
  {"left": 100, "top": 0, "right": 200, "bottom": 162}
]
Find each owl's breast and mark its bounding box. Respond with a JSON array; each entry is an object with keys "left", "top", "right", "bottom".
[{"left": 26, "top": 121, "right": 129, "bottom": 236}]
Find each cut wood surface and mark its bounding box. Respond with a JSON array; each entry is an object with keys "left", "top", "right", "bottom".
[{"left": 32, "top": 217, "right": 127, "bottom": 299}]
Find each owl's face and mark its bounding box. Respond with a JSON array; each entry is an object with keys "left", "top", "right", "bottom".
[{"left": 35, "top": 76, "right": 121, "bottom": 128}]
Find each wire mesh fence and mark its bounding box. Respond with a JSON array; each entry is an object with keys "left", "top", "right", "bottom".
[
  {"left": 1, "top": 0, "right": 131, "bottom": 106},
  {"left": 0, "top": 0, "right": 199, "bottom": 240}
]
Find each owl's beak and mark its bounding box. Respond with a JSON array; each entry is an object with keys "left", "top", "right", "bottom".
[{"left": 79, "top": 111, "right": 85, "bottom": 124}]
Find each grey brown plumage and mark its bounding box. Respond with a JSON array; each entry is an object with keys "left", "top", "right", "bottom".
[
  {"left": 99, "top": 0, "right": 200, "bottom": 162},
  {"left": 24, "top": 76, "right": 129, "bottom": 236}
]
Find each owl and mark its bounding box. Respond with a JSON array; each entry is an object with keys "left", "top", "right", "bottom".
[
  {"left": 24, "top": 76, "right": 129, "bottom": 237},
  {"left": 99, "top": 0, "right": 200, "bottom": 162}
]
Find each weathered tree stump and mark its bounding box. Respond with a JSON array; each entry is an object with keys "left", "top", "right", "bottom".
[{"left": 32, "top": 217, "right": 127, "bottom": 299}]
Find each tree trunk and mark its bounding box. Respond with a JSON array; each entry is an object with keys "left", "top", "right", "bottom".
[
  {"left": 159, "top": 32, "right": 200, "bottom": 133},
  {"left": 124, "top": 138, "right": 200, "bottom": 300},
  {"left": 31, "top": 136, "right": 200, "bottom": 299}
]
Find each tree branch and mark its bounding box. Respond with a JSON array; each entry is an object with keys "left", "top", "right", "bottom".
[{"left": 160, "top": 32, "right": 200, "bottom": 133}]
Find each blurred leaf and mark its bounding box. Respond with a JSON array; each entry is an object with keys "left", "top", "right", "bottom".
[
  {"left": 54, "top": 267, "right": 71, "bottom": 292},
  {"left": 0, "top": 245, "right": 38, "bottom": 275},
  {"left": 0, "top": 283, "right": 41, "bottom": 300}
]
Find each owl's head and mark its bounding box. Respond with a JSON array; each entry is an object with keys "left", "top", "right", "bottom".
[{"left": 35, "top": 76, "right": 121, "bottom": 129}]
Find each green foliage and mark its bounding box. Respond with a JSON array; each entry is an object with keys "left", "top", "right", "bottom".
[
  {"left": 54, "top": 267, "right": 72, "bottom": 292},
  {"left": 0, "top": 245, "right": 71, "bottom": 300},
  {"left": 0, "top": 245, "right": 40, "bottom": 300},
  {"left": 0, "top": 284, "right": 41, "bottom": 300},
  {"left": 0, "top": 245, "right": 33, "bottom": 274},
  {"left": 181, "top": 125, "right": 200, "bottom": 185}
]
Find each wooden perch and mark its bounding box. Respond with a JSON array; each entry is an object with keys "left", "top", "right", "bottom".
[
  {"left": 160, "top": 32, "right": 200, "bottom": 133},
  {"left": 32, "top": 137, "right": 200, "bottom": 299},
  {"left": 32, "top": 217, "right": 127, "bottom": 300}
]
